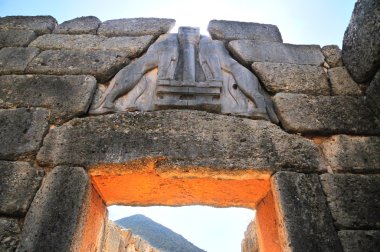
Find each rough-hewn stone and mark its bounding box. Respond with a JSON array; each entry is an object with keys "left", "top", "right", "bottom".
[
  {"left": 320, "top": 174, "right": 380, "bottom": 229},
  {"left": 0, "top": 218, "right": 20, "bottom": 252},
  {"left": 25, "top": 49, "right": 129, "bottom": 82},
  {"left": 0, "top": 108, "right": 49, "bottom": 160},
  {"left": 0, "top": 16, "right": 57, "bottom": 35},
  {"left": 0, "top": 30, "right": 37, "bottom": 48},
  {"left": 328, "top": 67, "right": 361, "bottom": 96},
  {"left": 17, "top": 166, "right": 89, "bottom": 252},
  {"left": 273, "top": 93, "right": 380, "bottom": 135},
  {"left": 342, "top": 0, "right": 380, "bottom": 83},
  {"left": 0, "top": 47, "right": 40, "bottom": 74},
  {"left": 0, "top": 75, "right": 97, "bottom": 124},
  {"left": 322, "top": 45, "right": 343, "bottom": 68},
  {"left": 367, "top": 69, "right": 380, "bottom": 118},
  {"left": 228, "top": 40, "right": 324, "bottom": 66},
  {"left": 241, "top": 221, "right": 258, "bottom": 252},
  {"left": 338, "top": 230, "right": 380, "bottom": 252},
  {"left": 321, "top": 135, "right": 380, "bottom": 173},
  {"left": 98, "top": 18, "right": 175, "bottom": 37},
  {"left": 272, "top": 172, "right": 343, "bottom": 252},
  {"left": 207, "top": 20, "right": 282, "bottom": 42},
  {"left": 53, "top": 16, "right": 101, "bottom": 35},
  {"left": 37, "top": 110, "right": 323, "bottom": 172},
  {"left": 252, "top": 62, "right": 329, "bottom": 95},
  {"left": 0, "top": 161, "right": 43, "bottom": 216}
]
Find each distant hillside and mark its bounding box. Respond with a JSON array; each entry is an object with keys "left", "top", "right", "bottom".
[{"left": 115, "top": 214, "right": 206, "bottom": 252}]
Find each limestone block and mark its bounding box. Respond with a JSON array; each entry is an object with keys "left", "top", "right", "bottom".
[
  {"left": 321, "top": 45, "right": 343, "bottom": 68},
  {"left": 328, "top": 67, "right": 361, "bottom": 96},
  {"left": 338, "top": 230, "right": 380, "bottom": 252},
  {"left": 228, "top": 40, "right": 324, "bottom": 66},
  {"left": 37, "top": 110, "right": 323, "bottom": 173},
  {"left": 241, "top": 221, "right": 258, "bottom": 252},
  {"left": 17, "top": 166, "right": 89, "bottom": 252},
  {"left": 98, "top": 18, "right": 175, "bottom": 37},
  {"left": 0, "top": 15, "right": 57, "bottom": 35},
  {"left": 0, "top": 75, "right": 97, "bottom": 124},
  {"left": 252, "top": 62, "right": 329, "bottom": 95},
  {"left": 273, "top": 93, "right": 380, "bottom": 135},
  {"left": 0, "top": 218, "right": 21, "bottom": 252},
  {"left": 272, "top": 172, "right": 342, "bottom": 252},
  {"left": 366, "top": 69, "right": 380, "bottom": 118},
  {"left": 0, "top": 30, "right": 37, "bottom": 48},
  {"left": 0, "top": 47, "right": 40, "bottom": 74},
  {"left": 53, "top": 16, "right": 101, "bottom": 35},
  {"left": 342, "top": 0, "right": 380, "bottom": 83},
  {"left": 25, "top": 49, "right": 129, "bottom": 82},
  {"left": 320, "top": 174, "right": 380, "bottom": 229},
  {"left": 0, "top": 161, "right": 43, "bottom": 216},
  {"left": 0, "top": 108, "right": 49, "bottom": 160},
  {"left": 207, "top": 20, "right": 282, "bottom": 42},
  {"left": 321, "top": 135, "right": 380, "bottom": 173}
]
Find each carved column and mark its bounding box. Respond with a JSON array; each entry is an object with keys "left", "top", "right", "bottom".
[{"left": 178, "top": 27, "right": 200, "bottom": 82}]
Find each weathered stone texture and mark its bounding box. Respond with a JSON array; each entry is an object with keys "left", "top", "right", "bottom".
[
  {"left": 328, "top": 67, "right": 361, "bottom": 96},
  {"left": 53, "top": 16, "right": 101, "bottom": 35},
  {"left": 252, "top": 62, "right": 329, "bottom": 95},
  {"left": 0, "top": 108, "right": 49, "bottom": 160},
  {"left": 322, "top": 45, "right": 343, "bottom": 68},
  {"left": 0, "top": 16, "right": 57, "bottom": 35},
  {"left": 0, "top": 218, "right": 21, "bottom": 252},
  {"left": 272, "top": 172, "right": 343, "bottom": 252},
  {"left": 0, "top": 47, "right": 40, "bottom": 74},
  {"left": 320, "top": 174, "right": 380, "bottom": 229},
  {"left": 338, "top": 230, "right": 380, "bottom": 252},
  {"left": 241, "top": 221, "right": 258, "bottom": 252},
  {"left": 321, "top": 135, "right": 380, "bottom": 173},
  {"left": 98, "top": 18, "right": 175, "bottom": 37},
  {"left": 17, "top": 166, "right": 89, "bottom": 252},
  {"left": 342, "top": 0, "right": 380, "bottom": 83},
  {"left": 0, "top": 75, "right": 97, "bottom": 124},
  {"left": 37, "top": 110, "right": 323, "bottom": 173},
  {"left": 0, "top": 161, "right": 43, "bottom": 217},
  {"left": 367, "top": 69, "right": 380, "bottom": 118},
  {"left": 25, "top": 49, "right": 129, "bottom": 82},
  {"left": 273, "top": 93, "right": 380, "bottom": 135},
  {"left": 228, "top": 40, "right": 324, "bottom": 66},
  {"left": 207, "top": 20, "right": 282, "bottom": 42},
  {"left": 0, "top": 30, "right": 37, "bottom": 48}
]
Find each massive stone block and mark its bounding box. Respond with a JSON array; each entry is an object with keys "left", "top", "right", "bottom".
[
  {"left": 342, "top": 0, "right": 380, "bottom": 83},
  {"left": 0, "top": 218, "right": 21, "bottom": 252},
  {"left": 0, "top": 30, "right": 37, "bottom": 48},
  {"left": 251, "top": 62, "right": 329, "bottom": 95},
  {"left": 0, "top": 108, "right": 49, "bottom": 160},
  {"left": 207, "top": 20, "right": 282, "bottom": 42},
  {"left": 25, "top": 49, "right": 129, "bottom": 82},
  {"left": 0, "top": 161, "right": 43, "bottom": 216},
  {"left": 328, "top": 67, "right": 361, "bottom": 96},
  {"left": 0, "top": 75, "right": 97, "bottom": 124},
  {"left": 0, "top": 15, "right": 57, "bottom": 35},
  {"left": 271, "top": 172, "right": 343, "bottom": 252},
  {"left": 98, "top": 18, "right": 175, "bottom": 37},
  {"left": 53, "top": 16, "right": 101, "bottom": 35},
  {"left": 273, "top": 93, "right": 380, "bottom": 135},
  {"left": 228, "top": 40, "right": 324, "bottom": 66},
  {"left": 0, "top": 47, "right": 40, "bottom": 75},
  {"left": 321, "top": 45, "right": 343, "bottom": 68},
  {"left": 37, "top": 110, "right": 323, "bottom": 173},
  {"left": 366, "top": 69, "right": 380, "bottom": 118},
  {"left": 338, "top": 230, "right": 380, "bottom": 252},
  {"left": 320, "top": 174, "right": 380, "bottom": 229}
]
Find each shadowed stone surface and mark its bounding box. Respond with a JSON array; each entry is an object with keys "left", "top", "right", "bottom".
[
  {"left": 367, "top": 69, "right": 380, "bottom": 118},
  {"left": 0, "top": 75, "right": 97, "bottom": 124},
  {"left": 342, "top": 0, "right": 380, "bottom": 83},
  {"left": 17, "top": 166, "right": 89, "bottom": 252},
  {"left": 0, "top": 108, "right": 49, "bottom": 160},
  {"left": 338, "top": 230, "right": 380, "bottom": 252},
  {"left": 0, "top": 161, "right": 43, "bottom": 216},
  {"left": 252, "top": 62, "right": 329, "bottom": 95},
  {"left": 328, "top": 67, "right": 361, "bottom": 96},
  {"left": 320, "top": 174, "right": 380, "bottom": 229},
  {"left": 0, "top": 218, "right": 20, "bottom": 252},
  {"left": 207, "top": 20, "right": 282, "bottom": 42},
  {"left": 272, "top": 172, "right": 343, "bottom": 252},
  {"left": 322, "top": 45, "right": 343, "bottom": 68},
  {"left": 98, "top": 18, "right": 175, "bottom": 37},
  {"left": 0, "top": 30, "right": 37, "bottom": 48},
  {"left": 53, "top": 16, "right": 101, "bottom": 35},
  {"left": 25, "top": 49, "right": 129, "bottom": 82},
  {"left": 321, "top": 135, "right": 380, "bottom": 173},
  {"left": 273, "top": 93, "right": 380, "bottom": 135},
  {"left": 0, "top": 47, "right": 40, "bottom": 74},
  {"left": 37, "top": 110, "right": 323, "bottom": 172},
  {"left": 228, "top": 40, "right": 324, "bottom": 66},
  {"left": 0, "top": 16, "right": 57, "bottom": 35}
]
